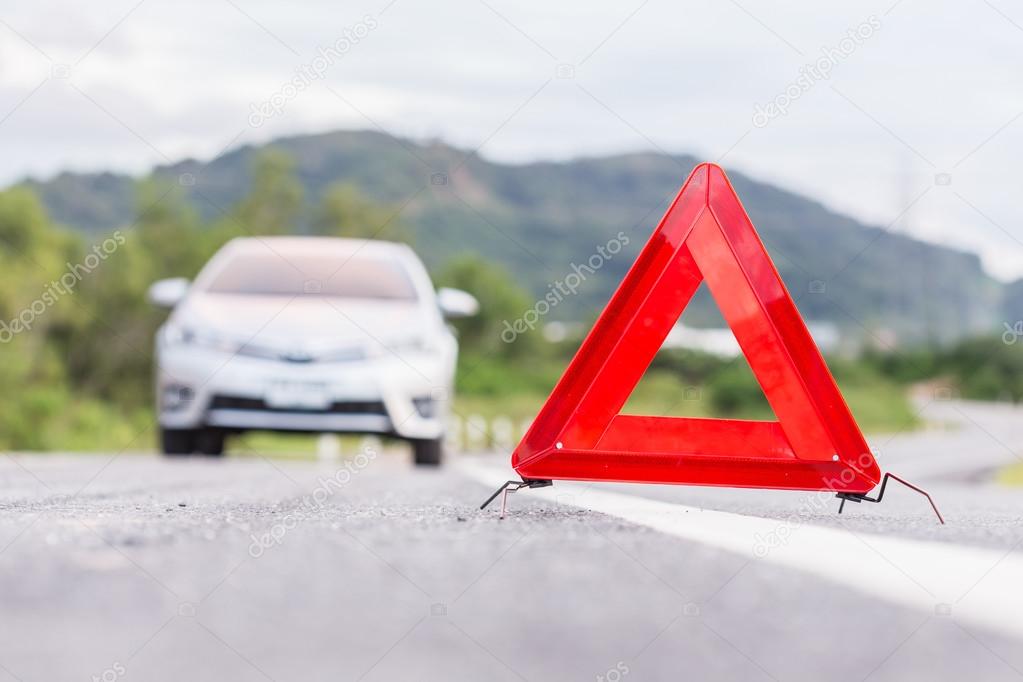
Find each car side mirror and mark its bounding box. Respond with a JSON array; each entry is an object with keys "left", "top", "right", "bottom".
[
  {"left": 147, "top": 277, "right": 190, "bottom": 309},
  {"left": 437, "top": 287, "right": 479, "bottom": 319}
]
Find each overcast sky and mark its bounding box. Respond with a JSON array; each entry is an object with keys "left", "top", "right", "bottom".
[{"left": 2, "top": 0, "right": 1022, "bottom": 279}]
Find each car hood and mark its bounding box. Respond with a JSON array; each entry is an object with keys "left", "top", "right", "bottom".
[{"left": 176, "top": 294, "right": 436, "bottom": 352}]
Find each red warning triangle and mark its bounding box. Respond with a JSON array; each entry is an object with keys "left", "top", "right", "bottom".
[{"left": 512, "top": 163, "right": 880, "bottom": 493}]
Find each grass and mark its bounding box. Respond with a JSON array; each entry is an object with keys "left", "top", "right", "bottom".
[
  {"left": 453, "top": 367, "right": 919, "bottom": 435},
  {"left": 997, "top": 463, "right": 1023, "bottom": 487},
  {"left": 837, "top": 383, "right": 921, "bottom": 434},
  {"left": 230, "top": 432, "right": 321, "bottom": 458},
  {"left": 229, "top": 432, "right": 415, "bottom": 459}
]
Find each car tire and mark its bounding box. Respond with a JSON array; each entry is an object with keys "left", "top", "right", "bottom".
[
  {"left": 161, "top": 428, "right": 197, "bottom": 456},
  {"left": 196, "top": 428, "right": 226, "bottom": 457},
  {"left": 411, "top": 438, "right": 443, "bottom": 466}
]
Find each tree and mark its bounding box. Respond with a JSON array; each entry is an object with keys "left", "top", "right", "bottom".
[
  {"left": 133, "top": 178, "right": 207, "bottom": 278},
  {"left": 232, "top": 149, "right": 304, "bottom": 235},
  {"left": 0, "top": 188, "right": 132, "bottom": 449},
  {"left": 313, "top": 182, "right": 411, "bottom": 243},
  {"left": 434, "top": 254, "right": 539, "bottom": 358},
  {"left": 0, "top": 153, "right": 435, "bottom": 449}
]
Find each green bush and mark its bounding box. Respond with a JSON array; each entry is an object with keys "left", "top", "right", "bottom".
[
  {"left": 945, "top": 337, "right": 1023, "bottom": 402},
  {"left": 708, "top": 362, "right": 771, "bottom": 417}
]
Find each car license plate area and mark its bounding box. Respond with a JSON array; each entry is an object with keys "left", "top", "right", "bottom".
[{"left": 265, "top": 380, "right": 331, "bottom": 410}]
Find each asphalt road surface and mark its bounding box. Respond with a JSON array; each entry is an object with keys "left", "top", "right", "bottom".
[{"left": 1, "top": 399, "right": 1022, "bottom": 682}]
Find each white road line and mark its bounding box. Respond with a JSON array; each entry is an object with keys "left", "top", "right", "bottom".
[{"left": 458, "top": 461, "right": 1023, "bottom": 640}]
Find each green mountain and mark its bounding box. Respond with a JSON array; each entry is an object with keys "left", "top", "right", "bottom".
[{"left": 17, "top": 129, "right": 1004, "bottom": 345}]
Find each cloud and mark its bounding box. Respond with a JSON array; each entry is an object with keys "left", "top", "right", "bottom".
[{"left": 1, "top": 0, "right": 1022, "bottom": 278}]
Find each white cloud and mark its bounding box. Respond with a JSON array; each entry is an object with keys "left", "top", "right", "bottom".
[{"left": 1, "top": 0, "right": 1022, "bottom": 279}]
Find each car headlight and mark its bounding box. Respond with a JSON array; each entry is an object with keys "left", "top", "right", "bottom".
[{"left": 160, "top": 324, "right": 240, "bottom": 353}]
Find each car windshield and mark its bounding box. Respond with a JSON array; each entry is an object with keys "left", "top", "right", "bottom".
[{"left": 203, "top": 252, "right": 418, "bottom": 300}]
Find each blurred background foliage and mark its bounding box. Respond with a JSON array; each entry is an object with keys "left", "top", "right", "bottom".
[{"left": 0, "top": 148, "right": 1019, "bottom": 451}]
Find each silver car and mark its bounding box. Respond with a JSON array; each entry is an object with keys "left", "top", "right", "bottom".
[{"left": 147, "top": 237, "right": 478, "bottom": 465}]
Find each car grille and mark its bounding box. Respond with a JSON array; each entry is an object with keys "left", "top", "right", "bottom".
[
  {"left": 234, "top": 343, "right": 367, "bottom": 363},
  {"left": 210, "top": 395, "right": 387, "bottom": 415}
]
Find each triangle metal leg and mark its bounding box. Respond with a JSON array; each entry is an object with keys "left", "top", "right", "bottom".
[
  {"left": 480, "top": 479, "right": 553, "bottom": 519},
  {"left": 836, "top": 472, "right": 944, "bottom": 524}
]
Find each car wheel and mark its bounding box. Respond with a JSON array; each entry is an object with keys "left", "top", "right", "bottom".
[
  {"left": 161, "top": 428, "right": 197, "bottom": 456},
  {"left": 411, "top": 438, "right": 443, "bottom": 466},
  {"left": 197, "top": 428, "right": 226, "bottom": 457}
]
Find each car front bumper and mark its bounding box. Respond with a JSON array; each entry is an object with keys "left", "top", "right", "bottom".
[{"left": 156, "top": 345, "right": 451, "bottom": 440}]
